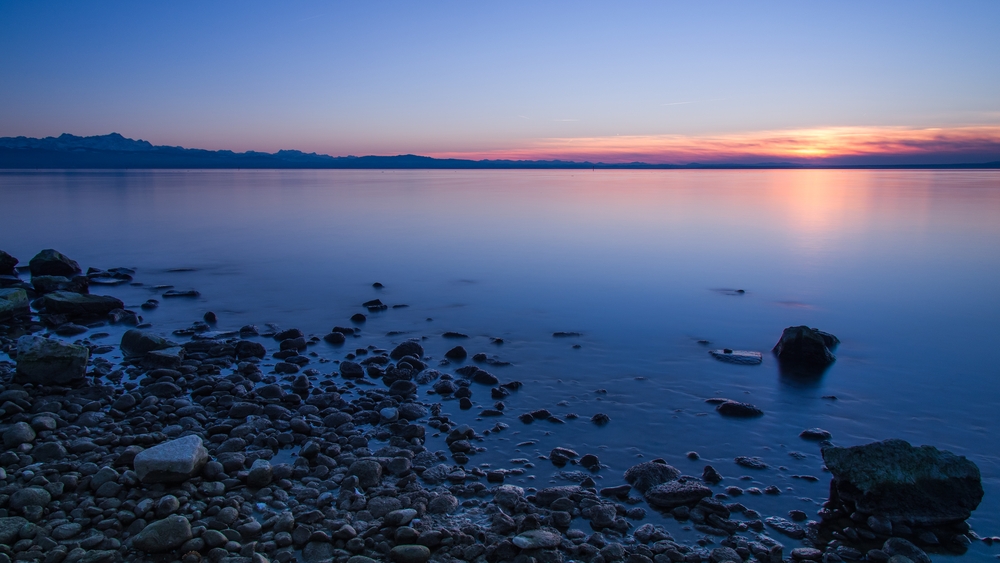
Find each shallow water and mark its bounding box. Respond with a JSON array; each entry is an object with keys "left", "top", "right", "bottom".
[{"left": 2, "top": 169, "right": 999, "bottom": 557}]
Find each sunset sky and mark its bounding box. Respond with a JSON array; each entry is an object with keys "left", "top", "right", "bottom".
[{"left": 2, "top": 1, "right": 999, "bottom": 164}]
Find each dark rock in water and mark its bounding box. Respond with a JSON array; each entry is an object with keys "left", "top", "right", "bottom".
[
  {"left": 351, "top": 313, "right": 367, "bottom": 323},
  {"left": 340, "top": 361, "right": 365, "bottom": 379},
  {"left": 141, "top": 299, "right": 159, "bottom": 310},
  {"left": 645, "top": 479, "right": 712, "bottom": 509},
  {"left": 203, "top": 311, "right": 217, "bottom": 323},
  {"left": 765, "top": 516, "right": 805, "bottom": 539},
  {"left": 800, "top": 428, "right": 832, "bottom": 441},
  {"left": 363, "top": 298, "right": 388, "bottom": 312},
  {"left": 442, "top": 331, "right": 468, "bottom": 338},
  {"left": 882, "top": 538, "right": 931, "bottom": 563},
  {"left": 702, "top": 465, "right": 723, "bottom": 484},
  {"left": 734, "top": 456, "right": 768, "bottom": 470},
  {"left": 716, "top": 400, "right": 764, "bottom": 418},
  {"left": 273, "top": 328, "right": 303, "bottom": 341},
  {"left": 389, "top": 380, "right": 418, "bottom": 397},
  {"left": 445, "top": 345, "right": 467, "bottom": 360},
  {"left": 591, "top": 413, "right": 611, "bottom": 426},
  {"left": 580, "top": 453, "right": 601, "bottom": 470},
  {"left": 472, "top": 368, "right": 498, "bottom": 385},
  {"left": 42, "top": 290, "right": 124, "bottom": 317},
  {"left": 54, "top": 322, "right": 88, "bottom": 336},
  {"left": 0, "top": 250, "right": 17, "bottom": 275},
  {"left": 323, "top": 331, "right": 346, "bottom": 344},
  {"left": 390, "top": 341, "right": 424, "bottom": 360},
  {"left": 553, "top": 331, "right": 581, "bottom": 337},
  {"left": 331, "top": 325, "right": 356, "bottom": 335},
  {"left": 29, "top": 249, "right": 81, "bottom": 277},
  {"left": 372, "top": 282, "right": 384, "bottom": 288},
  {"left": 550, "top": 447, "right": 579, "bottom": 467},
  {"left": 772, "top": 325, "right": 839, "bottom": 366},
  {"left": 822, "top": 438, "right": 984, "bottom": 526},
  {"left": 162, "top": 289, "right": 200, "bottom": 298},
  {"left": 235, "top": 340, "right": 266, "bottom": 359},
  {"left": 709, "top": 349, "right": 763, "bottom": 365},
  {"left": 15, "top": 335, "right": 89, "bottom": 385},
  {"left": 121, "top": 329, "right": 174, "bottom": 357},
  {"left": 625, "top": 461, "right": 681, "bottom": 494}
]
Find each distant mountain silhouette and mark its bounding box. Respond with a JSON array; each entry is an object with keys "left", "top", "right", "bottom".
[{"left": 1, "top": 133, "right": 997, "bottom": 170}]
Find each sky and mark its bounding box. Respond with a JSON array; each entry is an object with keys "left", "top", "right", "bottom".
[{"left": 1, "top": 1, "right": 999, "bottom": 164}]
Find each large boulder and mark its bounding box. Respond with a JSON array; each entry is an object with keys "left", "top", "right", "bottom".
[
  {"left": 822, "top": 439, "right": 983, "bottom": 526},
  {"left": 41, "top": 291, "right": 124, "bottom": 317},
  {"left": 28, "top": 249, "right": 81, "bottom": 277},
  {"left": 0, "top": 288, "right": 29, "bottom": 321},
  {"left": 120, "top": 329, "right": 175, "bottom": 357},
  {"left": 0, "top": 250, "right": 17, "bottom": 276},
  {"left": 14, "top": 335, "right": 89, "bottom": 385},
  {"left": 133, "top": 435, "right": 209, "bottom": 483},
  {"left": 624, "top": 461, "right": 681, "bottom": 494},
  {"left": 132, "top": 515, "right": 193, "bottom": 552},
  {"left": 772, "top": 326, "right": 838, "bottom": 366},
  {"left": 390, "top": 341, "right": 424, "bottom": 360}
]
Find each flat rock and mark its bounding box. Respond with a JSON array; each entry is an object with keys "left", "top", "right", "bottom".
[
  {"left": 644, "top": 479, "right": 712, "bottom": 509},
  {"left": 734, "top": 456, "right": 768, "bottom": 469},
  {"left": 132, "top": 515, "right": 193, "bottom": 552},
  {"left": 133, "top": 435, "right": 209, "bottom": 483},
  {"left": 15, "top": 335, "right": 90, "bottom": 385},
  {"left": 822, "top": 438, "right": 983, "bottom": 526},
  {"left": 41, "top": 290, "right": 124, "bottom": 317},
  {"left": 390, "top": 341, "right": 424, "bottom": 360},
  {"left": 716, "top": 400, "right": 764, "bottom": 418},
  {"left": 512, "top": 528, "right": 563, "bottom": 549},
  {"left": 0, "top": 516, "right": 27, "bottom": 544},
  {"left": 882, "top": 538, "right": 931, "bottom": 563},
  {"left": 389, "top": 545, "right": 431, "bottom": 563},
  {"left": 709, "top": 349, "right": 763, "bottom": 365},
  {"left": 765, "top": 516, "right": 805, "bottom": 539}
]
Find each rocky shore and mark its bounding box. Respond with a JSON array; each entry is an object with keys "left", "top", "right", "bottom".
[{"left": 0, "top": 249, "right": 992, "bottom": 563}]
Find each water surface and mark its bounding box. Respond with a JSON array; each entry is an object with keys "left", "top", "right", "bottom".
[{"left": 2, "top": 169, "right": 999, "bottom": 556}]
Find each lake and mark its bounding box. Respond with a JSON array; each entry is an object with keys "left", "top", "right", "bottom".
[{"left": 2, "top": 169, "right": 999, "bottom": 558}]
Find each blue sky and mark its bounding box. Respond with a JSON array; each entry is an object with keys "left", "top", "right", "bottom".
[{"left": 1, "top": 1, "right": 999, "bottom": 162}]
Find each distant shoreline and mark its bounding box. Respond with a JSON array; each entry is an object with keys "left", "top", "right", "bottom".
[{"left": 2, "top": 133, "right": 999, "bottom": 170}]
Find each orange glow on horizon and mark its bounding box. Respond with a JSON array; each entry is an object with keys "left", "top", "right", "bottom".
[{"left": 424, "top": 126, "right": 1000, "bottom": 164}]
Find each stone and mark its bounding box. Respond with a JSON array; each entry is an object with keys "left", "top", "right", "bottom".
[
  {"left": 445, "top": 345, "right": 467, "bottom": 360},
  {"left": 800, "top": 428, "right": 832, "bottom": 441},
  {"left": 3, "top": 422, "right": 36, "bottom": 447},
  {"left": 389, "top": 545, "right": 431, "bottom": 563},
  {"left": 348, "top": 459, "right": 382, "bottom": 489},
  {"left": 716, "top": 400, "right": 764, "bottom": 418},
  {"left": 790, "top": 547, "right": 822, "bottom": 561},
  {"left": 133, "top": 435, "right": 210, "bottom": 483},
  {"left": 428, "top": 494, "right": 458, "bottom": 514},
  {"left": 734, "top": 456, "right": 768, "bottom": 469},
  {"left": 384, "top": 508, "right": 418, "bottom": 527},
  {"left": 822, "top": 439, "right": 983, "bottom": 526},
  {"left": 10, "top": 487, "right": 51, "bottom": 510},
  {"left": 247, "top": 459, "right": 273, "bottom": 488},
  {"left": 340, "top": 361, "right": 364, "bottom": 379},
  {"left": 764, "top": 516, "right": 805, "bottom": 539},
  {"left": 625, "top": 461, "right": 681, "bottom": 493},
  {"left": 882, "top": 538, "right": 930, "bottom": 563},
  {"left": 709, "top": 349, "right": 763, "bottom": 365},
  {"left": 15, "top": 335, "right": 89, "bottom": 385},
  {"left": 0, "top": 516, "right": 27, "bottom": 544},
  {"left": 390, "top": 341, "right": 424, "bottom": 360},
  {"left": 41, "top": 291, "right": 124, "bottom": 317},
  {"left": 772, "top": 326, "right": 839, "bottom": 366},
  {"left": 303, "top": 542, "right": 337, "bottom": 563},
  {"left": 0, "top": 250, "right": 17, "bottom": 275},
  {"left": 29, "top": 249, "right": 81, "bottom": 277},
  {"left": 0, "top": 288, "right": 29, "bottom": 320},
  {"left": 119, "top": 329, "right": 175, "bottom": 357},
  {"left": 644, "top": 480, "right": 712, "bottom": 509},
  {"left": 144, "top": 347, "right": 185, "bottom": 369},
  {"left": 132, "top": 515, "right": 193, "bottom": 553},
  {"left": 512, "top": 528, "right": 563, "bottom": 549},
  {"left": 710, "top": 547, "right": 741, "bottom": 562}
]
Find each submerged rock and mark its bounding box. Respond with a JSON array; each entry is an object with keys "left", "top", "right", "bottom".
[
  {"left": 772, "top": 326, "right": 839, "bottom": 366},
  {"left": 133, "top": 435, "right": 209, "bottom": 483},
  {"left": 822, "top": 438, "right": 983, "bottom": 526},
  {"left": 709, "top": 349, "right": 763, "bottom": 365},
  {"left": 645, "top": 479, "right": 712, "bottom": 509},
  {"left": 15, "top": 335, "right": 89, "bottom": 385},
  {"left": 120, "top": 329, "right": 174, "bottom": 357},
  {"left": 716, "top": 400, "right": 764, "bottom": 418},
  {"left": 624, "top": 460, "right": 680, "bottom": 494}
]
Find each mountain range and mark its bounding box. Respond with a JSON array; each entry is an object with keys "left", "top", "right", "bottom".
[{"left": 1, "top": 133, "right": 998, "bottom": 170}]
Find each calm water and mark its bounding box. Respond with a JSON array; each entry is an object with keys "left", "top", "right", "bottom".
[{"left": 2, "top": 169, "right": 999, "bottom": 556}]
